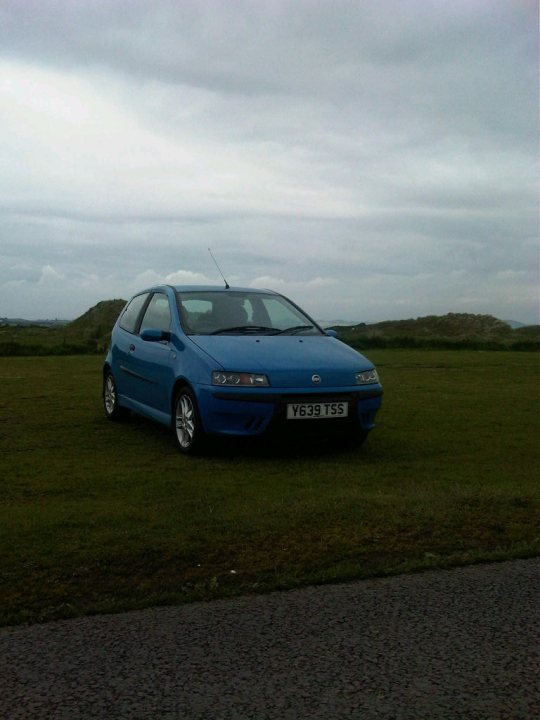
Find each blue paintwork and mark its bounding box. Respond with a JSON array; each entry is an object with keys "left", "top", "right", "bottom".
[{"left": 104, "top": 285, "right": 383, "bottom": 440}]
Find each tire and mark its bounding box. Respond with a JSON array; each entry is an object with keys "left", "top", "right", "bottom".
[
  {"left": 103, "top": 371, "right": 127, "bottom": 421},
  {"left": 173, "top": 388, "right": 205, "bottom": 454}
]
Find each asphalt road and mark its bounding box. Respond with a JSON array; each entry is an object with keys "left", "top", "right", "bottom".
[{"left": 1, "top": 558, "right": 538, "bottom": 720}]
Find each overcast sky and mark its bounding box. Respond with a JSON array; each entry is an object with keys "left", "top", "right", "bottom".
[{"left": 0, "top": 0, "right": 538, "bottom": 323}]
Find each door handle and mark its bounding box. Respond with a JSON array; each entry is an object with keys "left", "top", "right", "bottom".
[{"left": 129, "top": 344, "right": 135, "bottom": 352}]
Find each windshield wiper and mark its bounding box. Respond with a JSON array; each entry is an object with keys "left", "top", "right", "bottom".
[
  {"left": 275, "top": 325, "right": 314, "bottom": 335},
  {"left": 211, "top": 325, "right": 278, "bottom": 335}
]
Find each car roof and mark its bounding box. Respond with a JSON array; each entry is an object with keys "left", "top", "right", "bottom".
[
  {"left": 170, "top": 285, "right": 279, "bottom": 294},
  {"left": 130, "top": 285, "right": 282, "bottom": 299}
]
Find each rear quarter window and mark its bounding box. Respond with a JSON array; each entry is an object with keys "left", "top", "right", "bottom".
[{"left": 119, "top": 293, "right": 149, "bottom": 333}]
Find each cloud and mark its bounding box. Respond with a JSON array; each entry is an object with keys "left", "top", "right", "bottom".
[
  {"left": 38, "top": 265, "right": 65, "bottom": 284},
  {"left": 131, "top": 269, "right": 213, "bottom": 289},
  {"left": 0, "top": 1, "right": 537, "bottom": 324}
]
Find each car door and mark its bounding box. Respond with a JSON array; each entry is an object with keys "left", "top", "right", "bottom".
[
  {"left": 127, "top": 292, "right": 175, "bottom": 415},
  {"left": 113, "top": 292, "right": 151, "bottom": 401}
]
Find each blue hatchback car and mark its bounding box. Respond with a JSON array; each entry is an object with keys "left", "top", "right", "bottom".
[{"left": 103, "top": 286, "right": 383, "bottom": 453}]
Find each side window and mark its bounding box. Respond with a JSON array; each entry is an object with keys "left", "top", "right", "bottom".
[
  {"left": 119, "top": 293, "right": 150, "bottom": 334},
  {"left": 139, "top": 293, "right": 171, "bottom": 334}
]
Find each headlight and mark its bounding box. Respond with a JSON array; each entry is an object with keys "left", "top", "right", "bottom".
[
  {"left": 212, "top": 371, "right": 269, "bottom": 387},
  {"left": 355, "top": 369, "right": 379, "bottom": 385}
]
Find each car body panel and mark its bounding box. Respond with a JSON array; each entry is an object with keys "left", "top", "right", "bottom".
[{"left": 190, "top": 334, "right": 373, "bottom": 388}]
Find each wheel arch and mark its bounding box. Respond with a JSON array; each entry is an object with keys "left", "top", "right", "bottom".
[{"left": 170, "top": 377, "right": 194, "bottom": 420}]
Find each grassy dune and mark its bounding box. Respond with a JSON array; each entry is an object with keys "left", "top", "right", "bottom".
[{"left": 1, "top": 350, "right": 538, "bottom": 625}]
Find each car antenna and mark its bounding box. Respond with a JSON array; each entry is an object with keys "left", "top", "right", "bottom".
[{"left": 208, "top": 248, "right": 230, "bottom": 289}]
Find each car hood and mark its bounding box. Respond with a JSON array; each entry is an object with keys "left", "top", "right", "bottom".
[{"left": 190, "top": 335, "right": 375, "bottom": 388}]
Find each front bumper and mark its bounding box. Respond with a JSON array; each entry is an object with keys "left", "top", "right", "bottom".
[{"left": 195, "top": 384, "right": 383, "bottom": 437}]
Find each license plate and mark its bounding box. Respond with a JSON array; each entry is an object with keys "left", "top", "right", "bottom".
[{"left": 286, "top": 401, "right": 349, "bottom": 420}]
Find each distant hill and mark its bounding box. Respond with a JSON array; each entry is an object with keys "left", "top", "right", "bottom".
[
  {"left": 504, "top": 319, "right": 527, "bottom": 329},
  {"left": 334, "top": 313, "right": 540, "bottom": 350},
  {"left": 318, "top": 319, "right": 357, "bottom": 329},
  {"left": 62, "top": 299, "right": 127, "bottom": 351},
  {"left": 1, "top": 305, "right": 538, "bottom": 355},
  {"left": 342, "top": 313, "right": 512, "bottom": 338},
  {"left": 68, "top": 299, "right": 126, "bottom": 337},
  {"left": 511, "top": 324, "right": 540, "bottom": 340},
  {"left": 0, "top": 299, "right": 126, "bottom": 356},
  {"left": 0, "top": 317, "right": 68, "bottom": 327}
]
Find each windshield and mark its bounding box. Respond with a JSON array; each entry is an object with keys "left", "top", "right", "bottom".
[{"left": 176, "top": 291, "right": 323, "bottom": 336}]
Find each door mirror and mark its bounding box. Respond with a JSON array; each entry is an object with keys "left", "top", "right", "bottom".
[{"left": 325, "top": 328, "right": 338, "bottom": 338}]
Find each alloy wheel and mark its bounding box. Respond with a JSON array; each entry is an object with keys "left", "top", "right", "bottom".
[
  {"left": 104, "top": 374, "right": 117, "bottom": 416},
  {"left": 175, "top": 393, "right": 196, "bottom": 449}
]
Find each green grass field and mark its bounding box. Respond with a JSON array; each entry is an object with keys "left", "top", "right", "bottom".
[{"left": 1, "top": 350, "right": 539, "bottom": 626}]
